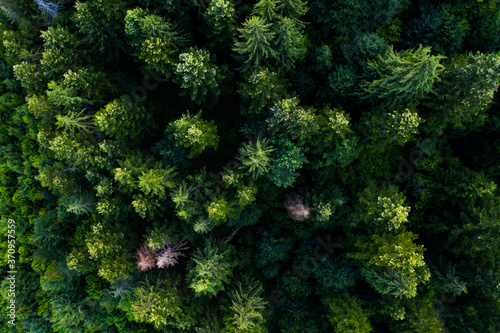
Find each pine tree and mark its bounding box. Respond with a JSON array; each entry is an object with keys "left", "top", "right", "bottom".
[
  {"left": 355, "top": 182, "right": 411, "bottom": 232},
  {"left": 187, "top": 240, "right": 233, "bottom": 297},
  {"left": 137, "top": 167, "right": 177, "bottom": 199},
  {"left": 233, "top": 16, "right": 276, "bottom": 70},
  {"left": 85, "top": 222, "right": 135, "bottom": 283},
  {"left": 64, "top": 194, "right": 95, "bottom": 215},
  {"left": 193, "top": 216, "right": 215, "bottom": 234},
  {"left": 425, "top": 51, "right": 500, "bottom": 131},
  {"left": 95, "top": 95, "right": 152, "bottom": 141},
  {"left": 359, "top": 45, "right": 445, "bottom": 106},
  {"left": 224, "top": 277, "right": 268, "bottom": 332},
  {"left": 255, "top": 231, "right": 291, "bottom": 278},
  {"left": 314, "top": 259, "right": 357, "bottom": 291},
  {"left": 206, "top": 196, "right": 236, "bottom": 225},
  {"left": 203, "top": 0, "right": 236, "bottom": 44},
  {"left": 268, "top": 136, "right": 307, "bottom": 188},
  {"left": 361, "top": 267, "right": 419, "bottom": 299},
  {"left": 238, "top": 67, "right": 288, "bottom": 114},
  {"left": 399, "top": 297, "right": 444, "bottom": 333},
  {"left": 55, "top": 110, "right": 93, "bottom": 136},
  {"left": 173, "top": 47, "right": 226, "bottom": 105},
  {"left": 0, "top": 0, "right": 25, "bottom": 22},
  {"left": 71, "top": 0, "right": 127, "bottom": 59},
  {"left": 237, "top": 137, "right": 275, "bottom": 179},
  {"left": 46, "top": 68, "right": 113, "bottom": 110},
  {"left": 40, "top": 26, "right": 80, "bottom": 78},
  {"left": 273, "top": 17, "right": 307, "bottom": 69},
  {"left": 323, "top": 293, "right": 373, "bottom": 333},
  {"left": 166, "top": 111, "right": 219, "bottom": 158},
  {"left": 124, "top": 7, "right": 190, "bottom": 53},
  {"left": 361, "top": 105, "right": 422, "bottom": 150},
  {"left": 276, "top": 0, "right": 308, "bottom": 20},
  {"left": 130, "top": 273, "right": 196, "bottom": 330},
  {"left": 266, "top": 97, "right": 319, "bottom": 144},
  {"left": 252, "top": 0, "right": 277, "bottom": 23},
  {"left": 351, "top": 231, "right": 431, "bottom": 298},
  {"left": 310, "top": 0, "right": 363, "bottom": 35}
]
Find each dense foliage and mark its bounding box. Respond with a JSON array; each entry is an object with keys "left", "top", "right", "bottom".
[{"left": 1, "top": 0, "right": 500, "bottom": 332}]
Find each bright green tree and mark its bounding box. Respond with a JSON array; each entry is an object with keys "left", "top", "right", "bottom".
[
  {"left": 55, "top": 110, "right": 94, "bottom": 137},
  {"left": 173, "top": 47, "right": 225, "bottom": 105},
  {"left": 203, "top": 0, "right": 236, "bottom": 44},
  {"left": 84, "top": 222, "right": 135, "bottom": 284},
  {"left": 206, "top": 196, "right": 237, "bottom": 226},
  {"left": 252, "top": 0, "right": 277, "bottom": 22},
  {"left": 266, "top": 97, "right": 319, "bottom": 144},
  {"left": 46, "top": 68, "right": 113, "bottom": 110},
  {"left": 237, "top": 137, "right": 275, "bottom": 179},
  {"left": 94, "top": 95, "right": 152, "bottom": 141},
  {"left": 238, "top": 67, "right": 288, "bottom": 114},
  {"left": 138, "top": 167, "right": 177, "bottom": 199},
  {"left": 124, "top": 7, "right": 190, "bottom": 52},
  {"left": 323, "top": 293, "right": 372, "bottom": 333},
  {"left": 352, "top": 231, "right": 431, "bottom": 298},
  {"left": 223, "top": 277, "right": 268, "bottom": 333},
  {"left": 361, "top": 105, "right": 422, "bottom": 150},
  {"left": 355, "top": 182, "right": 411, "bottom": 232},
  {"left": 40, "top": 26, "right": 80, "bottom": 78},
  {"left": 130, "top": 273, "right": 196, "bottom": 330},
  {"left": 166, "top": 111, "right": 219, "bottom": 158},
  {"left": 361, "top": 267, "right": 419, "bottom": 299},
  {"left": 187, "top": 240, "right": 234, "bottom": 298},
  {"left": 359, "top": 45, "right": 445, "bottom": 106}
]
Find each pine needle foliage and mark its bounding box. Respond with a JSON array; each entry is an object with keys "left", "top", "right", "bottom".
[
  {"left": 233, "top": 16, "right": 276, "bottom": 70},
  {"left": 359, "top": 45, "right": 445, "bottom": 106},
  {"left": 237, "top": 137, "right": 275, "bottom": 179}
]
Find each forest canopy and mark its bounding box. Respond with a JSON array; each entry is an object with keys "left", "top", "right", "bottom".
[{"left": 0, "top": 0, "right": 500, "bottom": 332}]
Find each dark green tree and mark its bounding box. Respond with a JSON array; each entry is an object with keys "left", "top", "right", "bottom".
[
  {"left": 273, "top": 16, "right": 307, "bottom": 69},
  {"left": 268, "top": 136, "right": 307, "bottom": 188},
  {"left": 233, "top": 16, "right": 276, "bottom": 70},
  {"left": 425, "top": 51, "right": 500, "bottom": 132}
]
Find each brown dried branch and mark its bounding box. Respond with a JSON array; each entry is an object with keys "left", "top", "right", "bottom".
[
  {"left": 156, "top": 239, "right": 190, "bottom": 269},
  {"left": 136, "top": 244, "right": 157, "bottom": 272}
]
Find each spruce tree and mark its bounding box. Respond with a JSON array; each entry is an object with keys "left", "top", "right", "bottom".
[
  {"left": 233, "top": 16, "right": 276, "bottom": 70},
  {"left": 187, "top": 240, "right": 233, "bottom": 298},
  {"left": 359, "top": 45, "right": 445, "bottom": 106},
  {"left": 224, "top": 277, "right": 268, "bottom": 332},
  {"left": 237, "top": 137, "right": 275, "bottom": 179}
]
